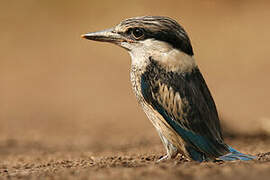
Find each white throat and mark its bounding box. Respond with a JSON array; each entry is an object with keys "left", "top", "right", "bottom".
[{"left": 125, "top": 39, "right": 197, "bottom": 72}]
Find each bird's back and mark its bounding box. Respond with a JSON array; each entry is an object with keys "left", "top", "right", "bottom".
[{"left": 137, "top": 57, "right": 230, "bottom": 161}]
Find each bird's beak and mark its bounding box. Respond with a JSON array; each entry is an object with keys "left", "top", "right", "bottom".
[{"left": 81, "top": 28, "right": 125, "bottom": 44}]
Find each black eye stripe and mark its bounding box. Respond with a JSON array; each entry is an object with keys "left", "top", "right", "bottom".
[{"left": 121, "top": 17, "right": 193, "bottom": 56}]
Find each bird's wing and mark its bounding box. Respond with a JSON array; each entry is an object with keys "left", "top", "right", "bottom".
[{"left": 140, "top": 59, "right": 229, "bottom": 158}]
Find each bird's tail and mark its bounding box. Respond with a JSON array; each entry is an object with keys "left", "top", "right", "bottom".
[{"left": 218, "top": 146, "right": 256, "bottom": 161}]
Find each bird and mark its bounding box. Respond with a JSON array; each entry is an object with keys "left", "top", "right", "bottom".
[{"left": 81, "top": 16, "right": 255, "bottom": 162}]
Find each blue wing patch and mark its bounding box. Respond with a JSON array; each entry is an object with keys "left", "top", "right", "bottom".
[
  {"left": 140, "top": 65, "right": 230, "bottom": 160},
  {"left": 152, "top": 98, "right": 225, "bottom": 160},
  {"left": 140, "top": 59, "right": 255, "bottom": 161}
]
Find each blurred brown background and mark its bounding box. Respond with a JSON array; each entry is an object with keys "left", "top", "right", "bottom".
[{"left": 1, "top": 0, "right": 270, "bottom": 150}]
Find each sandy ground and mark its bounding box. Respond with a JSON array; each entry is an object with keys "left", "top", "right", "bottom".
[
  {"left": 1, "top": 0, "right": 270, "bottom": 179},
  {"left": 0, "top": 137, "right": 269, "bottom": 180}
]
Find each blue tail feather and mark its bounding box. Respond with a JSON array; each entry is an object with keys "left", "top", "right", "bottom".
[{"left": 218, "top": 146, "right": 256, "bottom": 161}]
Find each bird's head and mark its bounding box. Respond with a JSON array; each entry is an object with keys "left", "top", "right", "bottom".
[{"left": 82, "top": 16, "right": 193, "bottom": 56}]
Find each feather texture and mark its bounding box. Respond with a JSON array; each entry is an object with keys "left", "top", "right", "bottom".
[
  {"left": 141, "top": 57, "right": 230, "bottom": 160},
  {"left": 83, "top": 15, "right": 255, "bottom": 162}
]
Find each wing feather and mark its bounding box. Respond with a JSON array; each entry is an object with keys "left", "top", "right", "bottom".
[{"left": 141, "top": 59, "right": 229, "bottom": 157}]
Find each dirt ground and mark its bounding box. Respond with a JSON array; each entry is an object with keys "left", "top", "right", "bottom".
[
  {"left": 0, "top": 136, "right": 269, "bottom": 180},
  {"left": 1, "top": 0, "right": 270, "bottom": 179}
]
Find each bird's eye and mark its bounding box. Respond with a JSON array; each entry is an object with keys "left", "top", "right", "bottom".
[{"left": 131, "top": 28, "right": 144, "bottom": 39}]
